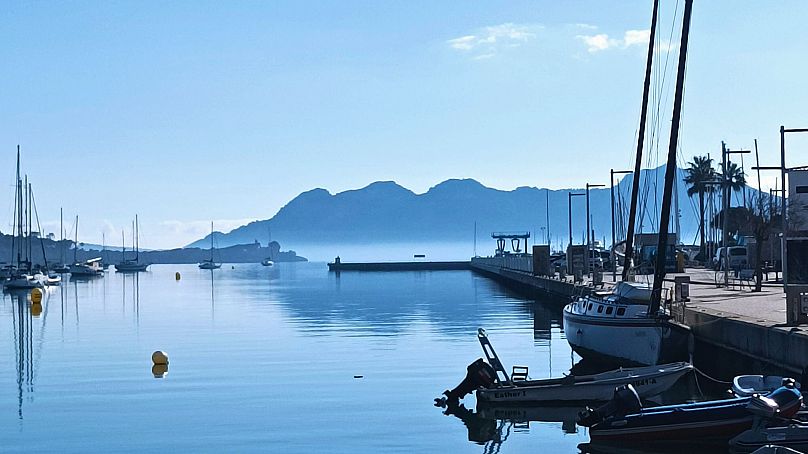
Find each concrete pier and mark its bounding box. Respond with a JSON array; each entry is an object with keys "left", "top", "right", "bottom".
[
  {"left": 470, "top": 256, "right": 808, "bottom": 375},
  {"left": 328, "top": 260, "right": 470, "bottom": 271}
]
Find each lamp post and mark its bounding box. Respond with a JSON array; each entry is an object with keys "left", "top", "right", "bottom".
[
  {"left": 720, "top": 142, "right": 751, "bottom": 288},
  {"left": 610, "top": 170, "right": 632, "bottom": 282},
  {"left": 586, "top": 183, "right": 606, "bottom": 276}
]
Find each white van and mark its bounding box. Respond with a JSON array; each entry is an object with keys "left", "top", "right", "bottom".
[{"left": 714, "top": 246, "right": 748, "bottom": 270}]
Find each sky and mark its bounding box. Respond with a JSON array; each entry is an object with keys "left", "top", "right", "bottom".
[{"left": 1, "top": 1, "right": 807, "bottom": 249}]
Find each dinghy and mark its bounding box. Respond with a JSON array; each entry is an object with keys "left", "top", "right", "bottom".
[
  {"left": 579, "top": 381, "right": 803, "bottom": 445},
  {"left": 734, "top": 376, "right": 802, "bottom": 398}
]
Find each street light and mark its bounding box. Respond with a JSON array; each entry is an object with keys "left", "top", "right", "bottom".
[
  {"left": 568, "top": 191, "right": 585, "bottom": 249},
  {"left": 610, "top": 169, "right": 632, "bottom": 282},
  {"left": 586, "top": 183, "right": 606, "bottom": 276}
]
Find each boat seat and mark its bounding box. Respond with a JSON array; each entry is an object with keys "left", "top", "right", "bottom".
[{"left": 511, "top": 366, "right": 529, "bottom": 382}]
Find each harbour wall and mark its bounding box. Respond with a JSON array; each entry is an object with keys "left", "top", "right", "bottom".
[{"left": 469, "top": 256, "right": 808, "bottom": 377}]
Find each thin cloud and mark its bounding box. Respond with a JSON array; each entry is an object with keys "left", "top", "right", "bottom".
[
  {"left": 577, "top": 28, "right": 678, "bottom": 54},
  {"left": 447, "top": 23, "right": 540, "bottom": 59}
]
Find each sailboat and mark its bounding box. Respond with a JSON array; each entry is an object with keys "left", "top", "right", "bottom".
[
  {"left": 261, "top": 225, "right": 274, "bottom": 267},
  {"left": 198, "top": 222, "right": 221, "bottom": 270},
  {"left": 563, "top": 0, "right": 691, "bottom": 366},
  {"left": 5, "top": 147, "right": 45, "bottom": 290},
  {"left": 69, "top": 215, "right": 104, "bottom": 277},
  {"left": 50, "top": 208, "right": 70, "bottom": 274},
  {"left": 115, "top": 215, "right": 149, "bottom": 272}
]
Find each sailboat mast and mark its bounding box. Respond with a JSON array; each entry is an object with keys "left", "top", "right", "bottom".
[
  {"left": 650, "top": 0, "right": 694, "bottom": 314},
  {"left": 135, "top": 215, "right": 139, "bottom": 261},
  {"left": 74, "top": 216, "right": 79, "bottom": 263},
  {"left": 15, "top": 146, "right": 22, "bottom": 267},
  {"left": 622, "top": 0, "right": 660, "bottom": 281},
  {"left": 60, "top": 207, "right": 64, "bottom": 264},
  {"left": 210, "top": 221, "right": 214, "bottom": 262}
]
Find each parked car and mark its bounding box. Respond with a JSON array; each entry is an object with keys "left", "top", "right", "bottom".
[{"left": 713, "top": 246, "right": 748, "bottom": 270}]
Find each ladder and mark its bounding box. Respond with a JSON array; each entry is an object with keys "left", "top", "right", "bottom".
[{"left": 477, "top": 328, "right": 511, "bottom": 385}]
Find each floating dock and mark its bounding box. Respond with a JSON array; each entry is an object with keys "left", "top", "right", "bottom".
[{"left": 327, "top": 261, "right": 471, "bottom": 272}]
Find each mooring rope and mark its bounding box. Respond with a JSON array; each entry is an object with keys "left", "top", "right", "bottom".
[{"left": 694, "top": 366, "right": 732, "bottom": 385}]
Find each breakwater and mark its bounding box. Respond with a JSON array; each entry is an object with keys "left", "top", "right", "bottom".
[{"left": 327, "top": 260, "right": 470, "bottom": 271}]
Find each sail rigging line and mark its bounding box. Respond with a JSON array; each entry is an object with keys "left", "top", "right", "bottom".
[
  {"left": 29, "top": 186, "right": 49, "bottom": 270},
  {"left": 622, "top": 0, "right": 660, "bottom": 279}
]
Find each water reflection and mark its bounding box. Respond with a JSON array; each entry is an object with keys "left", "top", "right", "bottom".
[{"left": 6, "top": 290, "right": 35, "bottom": 419}]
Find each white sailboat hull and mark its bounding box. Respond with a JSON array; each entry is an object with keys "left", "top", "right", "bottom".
[{"left": 563, "top": 307, "right": 665, "bottom": 366}]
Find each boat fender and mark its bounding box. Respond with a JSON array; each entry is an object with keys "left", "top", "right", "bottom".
[
  {"left": 441, "top": 358, "right": 497, "bottom": 406},
  {"left": 578, "top": 384, "right": 642, "bottom": 427}
]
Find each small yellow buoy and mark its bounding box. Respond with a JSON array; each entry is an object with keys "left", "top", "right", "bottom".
[
  {"left": 30, "top": 288, "right": 43, "bottom": 304},
  {"left": 175, "top": 272, "right": 181, "bottom": 281},
  {"left": 31, "top": 302, "right": 42, "bottom": 317},
  {"left": 152, "top": 363, "right": 169, "bottom": 378},
  {"left": 152, "top": 350, "right": 169, "bottom": 365}
]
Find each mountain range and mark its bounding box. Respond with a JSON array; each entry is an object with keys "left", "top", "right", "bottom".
[{"left": 187, "top": 165, "right": 760, "bottom": 251}]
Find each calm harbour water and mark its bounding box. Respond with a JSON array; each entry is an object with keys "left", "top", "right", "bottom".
[{"left": 1, "top": 262, "right": 698, "bottom": 453}]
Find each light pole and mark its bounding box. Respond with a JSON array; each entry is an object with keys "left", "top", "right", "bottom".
[
  {"left": 610, "top": 170, "right": 632, "bottom": 282},
  {"left": 586, "top": 183, "right": 606, "bottom": 276},
  {"left": 721, "top": 141, "right": 751, "bottom": 287},
  {"left": 568, "top": 192, "right": 585, "bottom": 248}
]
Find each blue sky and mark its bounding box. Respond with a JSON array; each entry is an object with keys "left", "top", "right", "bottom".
[{"left": 1, "top": 1, "right": 806, "bottom": 248}]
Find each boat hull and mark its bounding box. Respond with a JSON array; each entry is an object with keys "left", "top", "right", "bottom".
[
  {"left": 589, "top": 398, "right": 754, "bottom": 443},
  {"left": 477, "top": 363, "right": 692, "bottom": 403},
  {"left": 563, "top": 309, "right": 666, "bottom": 366},
  {"left": 4, "top": 276, "right": 44, "bottom": 289},
  {"left": 114, "top": 263, "right": 149, "bottom": 272}
]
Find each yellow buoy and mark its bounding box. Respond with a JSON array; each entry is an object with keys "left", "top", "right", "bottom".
[
  {"left": 152, "top": 363, "right": 169, "bottom": 378},
  {"left": 175, "top": 272, "right": 181, "bottom": 281},
  {"left": 30, "top": 288, "right": 43, "bottom": 304},
  {"left": 31, "top": 302, "right": 42, "bottom": 317},
  {"left": 152, "top": 350, "right": 169, "bottom": 365}
]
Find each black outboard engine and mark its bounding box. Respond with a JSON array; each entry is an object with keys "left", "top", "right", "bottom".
[
  {"left": 578, "top": 384, "right": 642, "bottom": 427},
  {"left": 439, "top": 359, "right": 497, "bottom": 406}
]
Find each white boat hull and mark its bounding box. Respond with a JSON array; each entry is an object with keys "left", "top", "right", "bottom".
[
  {"left": 477, "top": 363, "right": 692, "bottom": 403},
  {"left": 563, "top": 309, "right": 665, "bottom": 366}
]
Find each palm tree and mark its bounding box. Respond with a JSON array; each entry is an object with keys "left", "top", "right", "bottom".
[
  {"left": 720, "top": 161, "right": 746, "bottom": 193},
  {"left": 684, "top": 156, "right": 716, "bottom": 259}
]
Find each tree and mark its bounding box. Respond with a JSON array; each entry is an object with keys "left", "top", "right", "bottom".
[
  {"left": 720, "top": 161, "right": 747, "bottom": 193},
  {"left": 743, "top": 193, "right": 778, "bottom": 292},
  {"left": 683, "top": 156, "right": 716, "bottom": 260}
]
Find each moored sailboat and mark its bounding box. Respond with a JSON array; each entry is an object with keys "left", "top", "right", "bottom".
[
  {"left": 115, "top": 215, "right": 149, "bottom": 272},
  {"left": 562, "top": 0, "right": 692, "bottom": 366},
  {"left": 69, "top": 216, "right": 104, "bottom": 277},
  {"left": 198, "top": 221, "right": 221, "bottom": 270}
]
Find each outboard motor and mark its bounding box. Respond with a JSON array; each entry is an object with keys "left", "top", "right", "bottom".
[
  {"left": 578, "top": 384, "right": 642, "bottom": 427},
  {"left": 438, "top": 359, "right": 497, "bottom": 406},
  {"left": 766, "top": 379, "right": 803, "bottom": 419}
]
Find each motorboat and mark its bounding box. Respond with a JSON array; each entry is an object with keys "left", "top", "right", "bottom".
[
  {"left": 45, "top": 273, "right": 62, "bottom": 286},
  {"left": 563, "top": 282, "right": 690, "bottom": 366},
  {"left": 579, "top": 381, "right": 803, "bottom": 445},
  {"left": 734, "top": 375, "right": 802, "bottom": 398},
  {"left": 261, "top": 258, "right": 274, "bottom": 267},
  {"left": 70, "top": 258, "right": 104, "bottom": 277},
  {"left": 441, "top": 329, "right": 693, "bottom": 405}
]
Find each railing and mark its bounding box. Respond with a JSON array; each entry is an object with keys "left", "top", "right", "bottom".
[{"left": 473, "top": 256, "right": 533, "bottom": 274}]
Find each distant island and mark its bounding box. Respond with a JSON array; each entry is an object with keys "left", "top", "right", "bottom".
[{"left": 0, "top": 235, "right": 306, "bottom": 266}]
